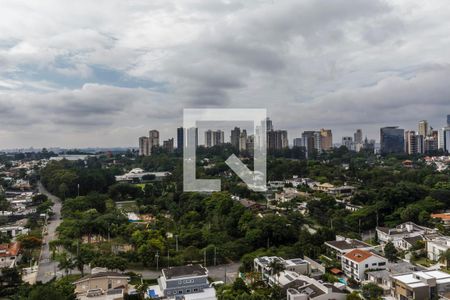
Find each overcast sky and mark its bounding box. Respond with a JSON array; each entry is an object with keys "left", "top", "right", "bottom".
[{"left": 1, "top": 0, "right": 450, "bottom": 149}]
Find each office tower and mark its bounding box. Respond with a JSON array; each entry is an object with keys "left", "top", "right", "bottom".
[
  {"left": 246, "top": 135, "right": 254, "bottom": 155},
  {"left": 177, "top": 127, "right": 184, "bottom": 150},
  {"left": 404, "top": 131, "right": 418, "bottom": 155},
  {"left": 149, "top": 130, "right": 160, "bottom": 155},
  {"left": 424, "top": 137, "right": 438, "bottom": 153},
  {"left": 267, "top": 130, "right": 288, "bottom": 150},
  {"left": 266, "top": 117, "right": 273, "bottom": 132},
  {"left": 313, "top": 131, "right": 322, "bottom": 152},
  {"left": 205, "top": 130, "right": 224, "bottom": 147},
  {"left": 186, "top": 127, "right": 198, "bottom": 148},
  {"left": 230, "top": 127, "right": 241, "bottom": 149},
  {"left": 438, "top": 127, "right": 450, "bottom": 152},
  {"left": 448, "top": 115, "right": 450, "bottom": 127},
  {"left": 293, "top": 138, "right": 303, "bottom": 147},
  {"left": 320, "top": 129, "right": 333, "bottom": 151},
  {"left": 139, "top": 136, "right": 150, "bottom": 156},
  {"left": 380, "top": 126, "right": 405, "bottom": 154},
  {"left": 302, "top": 131, "right": 317, "bottom": 157},
  {"left": 342, "top": 137, "right": 353, "bottom": 150},
  {"left": 362, "top": 137, "right": 375, "bottom": 153},
  {"left": 416, "top": 134, "right": 424, "bottom": 154},
  {"left": 354, "top": 129, "right": 363, "bottom": 144},
  {"left": 163, "top": 138, "right": 174, "bottom": 152},
  {"left": 418, "top": 120, "right": 428, "bottom": 137},
  {"left": 239, "top": 130, "right": 247, "bottom": 151}
]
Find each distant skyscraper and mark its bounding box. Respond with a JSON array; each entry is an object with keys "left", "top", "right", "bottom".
[
  {"left": 380, "top": 127, "right": 405, "bottom": 154},
  {"left": 230, "top": 127, "right": 241, "bottom": 149},
  {"left": 342, "top": 137, "right": 353, "bottom": 150},
  {"left": 149, "top": 130, "right": 160, "bottom": 154},
  {"left": 266, "top": 117, "right": 273, "bottom": 132},
  {"left": 177, "top": 127, "right": 184, "bottom": 150},
  {"left": 354, "top": 129, "right": 363, "bottom": 144},
  {"left": 447, "top": 115, "right": 450, "bottom": 127},
  {"left": 293, "top": 138, "right": 303, "bottom": 147},
  {"left": 405, "top": 130, "right": 418, "bottom": 155},
  {"left": 320, "top": 129, "right": 333, "bottom": 150},
  {"left": 186, "top": 127, "right": 198, "bottom": 148},
  {"left": 205, "top": 130, "right": 224, "bottom": 147},
  {"left": 418, "top": 120, "right": 428, "bottom": 137},
  {"left": 267, "top": 130, "right": 288, "bottom": 150},
  {"left": 239, "top": 130, "right": 248, "bottom": 151},
  {"left": 302, "top": 131, "right": 317, "bottom": 157},
  {"left": 438, "top": 127, "right": 450, "bottom": 152},
  {"left": 139, "top": 136, "right": 149, "bottom": 156},
  {"left": 163, "top": 138, "right": 174, "bottom": 152}
]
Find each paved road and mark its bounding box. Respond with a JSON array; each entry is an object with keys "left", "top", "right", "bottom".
[{"left": 36, "top": 182, "right": 63, "bottom": 283}]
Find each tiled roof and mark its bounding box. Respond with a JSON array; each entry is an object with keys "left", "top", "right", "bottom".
[
  {"left": 344, "top": 249, "right": 373, "bottom": 263},
  {"left": 0, "top": 242, "right": 20, "bottom": 257}
]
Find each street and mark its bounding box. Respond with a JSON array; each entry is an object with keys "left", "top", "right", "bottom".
[{"left": 36, "top": 182, "right": 63, "bottom": 283}]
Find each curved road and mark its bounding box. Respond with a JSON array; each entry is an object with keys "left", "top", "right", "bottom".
[{"left": 36, "top": 182, "right": 63, "bottom": 283}]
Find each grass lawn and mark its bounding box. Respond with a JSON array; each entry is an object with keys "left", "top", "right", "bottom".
[{"left": 413, "top": 257, "right": 435, "bottom": 267}]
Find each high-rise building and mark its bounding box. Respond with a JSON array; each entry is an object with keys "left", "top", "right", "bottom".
[
  {"left": 313, "top": 131, "right": 322, "bottom": 152},
  {"left": 186, "top": 127, "right": 198, "bottom": 148},
  {"left": 177, "top": 127, "right": 184, "bottom": 150},
  {"left": 438, "top": 127, "right": 450, "bottom": 152},
  {"left": 354, "top": 129, "right": 363, "bottom": 144},
  {"left": 302, "top": 131, "right": 317, "bottom": 157},
  {"left": 447, "top": 115, "right": 450, "bottom": 127},
  {"left": 380, "top": 126, "right": 405, "bottom": 154},
  {"left": 405, "top": 130, "right": 418, "bottom": 155},
  {"left": 163, "top": 138, "right": 174, "bottom": 152},
  {"left": 418, "top": 120, "right": 429, "bottom": 137},
  {"left": 293, "top": 138, "right": 303, "bottom": 147},
  {"left": 342, "top": 137, "right": 353, "bottom": 150},
  {"left": 424, "top": 137, "right": 438, "bottom": 153},
  {"left": 149, "top": 130, "right": 160, "bottom": 154},
  {"left": 362, "top": 137, "right": 375, "bottom": 153},
  {"left": 239, "top": 130, "right": 247, "bottom": 151},
  {"left": 320, "top": 129, "right": 333, "bottom": 151},
  {"left": 139, "top": 136, "right": 150, "bottom": 156},
  {"left": 267, "top": 130, "right": 288, "bottom": 150},
  {"left": 266, "top": 118, "right": 273, "bottom": 132},
  {"left": 230, "top": 127, "right": 241, "bottom": 149},
  {"left": 205, "top": 130, "right": 224, "bottom": 147}
]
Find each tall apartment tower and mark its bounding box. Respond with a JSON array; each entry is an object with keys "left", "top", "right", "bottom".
[
  {"left": 354, "top": 129, "right": 363, "bottom": 144},
  {"left": 139, "top": 136, "right": 150, "bottom": 156},
  {"left": 177, "top": 127, "right": 184, "bottom": 150},
  {"left": 205, "top": 130, "right": 224, "bottom": 147},
  {"left": 447, "top": 115, "right": 450, "bottom": 127},
  {"left": 418, "top": 120, "right": 428, "bottom": 137},
  {"left": 438, "top": 127, "right": 450, "bottom": 152},
  {"left": 293, "top": 138, "right": 303, "bottom": 147},
  {"left": 320, "top": 129, "right": 333, "bottom": 151},
  {"left": 239, "top": 130, "right": 248, "bottom": 151},
  {"left": 405, "top": 130, "right": 418, "bottom": 155},
  {"left": 267, "top": 130, "right": 288, "bottom": 150},
  {"left": 230, "top": 127, "right": 241, "bottom": 149},
  {"left": 342, "top": 137, "right": 353, "bottom": 150},
  {"left": 380, "top": 126, "right": 405, "bottom": 154},
  {"left": 266, "top": 118, "right": 273, "bottom": 132},
  {"left": 149, "top": 130, "right": 160, "bottom": 153},
  {"left": 163, "top": 138, "right": 174, "bottom": 152}
]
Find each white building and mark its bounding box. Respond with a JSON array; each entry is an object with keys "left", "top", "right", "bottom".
[
  {"left": 376, "top": 222, "right": 437, "bottom": 248},
  {"left": 254, "top": 256, "right": 311, "bottom": 282},
  {"left": 285, "top": 272, "right": 346, "bottom": 300},
  {"left": 341, "top": 249, "right": 387, "bottom": 282},
  {"left": 427, "top": 236, "right": 450, "bottom": 262},
  {"left": 391, "top": 270, "right": 450, "bottom": 300},
  {"left": 0, "top": 242, "right": 21, "bottom": 268},
  {"left": 325, "top": 236, "right": 373, "bottom": 260}
]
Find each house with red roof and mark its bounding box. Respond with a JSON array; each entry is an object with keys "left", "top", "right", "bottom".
[
  {"left": 341, "top": 249, "right": 387, "bottom": 282},
  {"left": 0, "top": 242, "right": 21, "bottom": 268}
]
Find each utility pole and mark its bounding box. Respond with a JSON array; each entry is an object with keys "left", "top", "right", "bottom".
[
  {"left": 204, "top": 249, "right": 206, "bottom": 267},
  {"left": 167, "top": 250, "right": 170, "bottom": 268},
  {"left": 224, "top": 265, "right": 227, "bottom": 284},
  {"left": 155, "top": 251, "right": 159, "bottom": 271},
  {"left": 77, "top": 184, "right": 80, "bottom": 197},
  {"left": 175, "top": 235, "right": 179, "bottom": 252},
  {"left": 214, "top": 247, "right": 217, "bottom": 266}
]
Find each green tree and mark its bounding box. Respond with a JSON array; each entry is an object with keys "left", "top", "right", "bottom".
[
  {"left": 362, "top": 283, "right": 383, "bottom": 300},
  {"left": 384, "top": 241, "right": 398, "bottom": 262},
  {"left": 439, "top": 249, "right": 450, "bottom": 269}
]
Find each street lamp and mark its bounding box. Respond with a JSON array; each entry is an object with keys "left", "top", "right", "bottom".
[{"left": 155, "top": 251, "right": 159, "bottom": 271}]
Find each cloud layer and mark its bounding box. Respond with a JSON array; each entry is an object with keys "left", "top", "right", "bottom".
[{"left": 1, "top": 0, "right": 450, "bottom": 148}]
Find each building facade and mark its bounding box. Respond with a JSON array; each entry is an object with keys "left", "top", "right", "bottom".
[{"left": 380, "top": 126, "right": 405, "bottom": 154}]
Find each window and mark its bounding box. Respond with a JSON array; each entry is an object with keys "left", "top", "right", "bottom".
[
  {"left": 178, "top": 280, "right": 183, "bottom": 285},
  {"left": 194, "top": 288, "right": 198, "bottom": 292},
  {"left": 378, "top": 262, "right": 386, "bottom": 266},
  {"left": 178, "top": 290, "right": 182, "bottom": 294},
  {"left": 365, "top": 264, "right": 368, "bottom": 268},
  {"left": 186, "top": 289, "right": 191, "bottom": 293}
]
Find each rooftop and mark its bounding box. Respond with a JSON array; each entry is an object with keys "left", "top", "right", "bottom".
[
  {"left": 343, "top": 249, "right": 374, "bottom": 263},
  {"left": 326, "top": 238, "right": 372, "bottom": 251},
  {"left": 0, "top": 242, "right": 20, "bottom": 257},
  {"left": 162, "top": 264, "right": 208, "bottom": 280},
  {"left": 73, "top": 272, "right": 129, "bottom": 284}
]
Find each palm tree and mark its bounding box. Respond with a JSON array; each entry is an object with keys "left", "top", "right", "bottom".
[
  {"left": 56, "top": 251, "right": 75, "bottom": 277},
  {"left": 439, "top": 250, "right": 450, "bottom": 269},
  {"left": 268, "top": 260, "right": 285, "bottom": 286},
  {"left": 136, "top": 282, "right": 149, "bottom": 300}
]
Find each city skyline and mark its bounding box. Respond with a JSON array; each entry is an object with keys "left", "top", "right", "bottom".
[{"left": 2, "top": 1, "right": 450, "bottom": 148}]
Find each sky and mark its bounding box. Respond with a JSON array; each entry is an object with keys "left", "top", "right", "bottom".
[{"left": 1, "top": 0, "right": 450, "bottom": 149}]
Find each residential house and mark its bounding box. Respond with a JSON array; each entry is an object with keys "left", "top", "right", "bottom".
[
  {"left": 0, "top": 242, "right": 21, "bottom": 268},
  {"left": 148, "top": 264, "right": 215, "bottom": 299},
  {"left": 376, "top": 222, "right": 437, "bottom": 248},
  {"left": 284, "top": 272, "right": 346, "bottom": 300},
  {"left": 254, "top": 256, "right": 311, "bottom": 282},
  {"left": 325, "top": 236, "right": 373, "bottom": 260},
  {"left": 0, "top": 224, "right": 29, "bottom": 238},
  {"left": 341, "top": 249, "right": 387, "bottom": 282},
  {"left": 391, "top": 270, "right": 450, "bottom": 300},
  {"left": 427, "top": 236, "right": 450, "bottom": 262},
  {"left": 73, "top": 271, "right": 129, "bottom": 299},
  {"left": 431, "top": 213, "right": 450, "bottom": 228}
]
